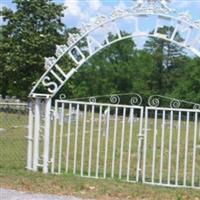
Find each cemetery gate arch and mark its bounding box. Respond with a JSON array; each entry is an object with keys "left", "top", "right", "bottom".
[{"left": 27, "top": 0, "right": 200, "bottom": 189}]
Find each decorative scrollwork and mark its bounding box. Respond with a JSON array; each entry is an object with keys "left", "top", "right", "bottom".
[
  {"left": 44, "top": 57, "right": 57, "bottom": 70},
  {"left": 95, "top": 15, "right": 109, "bottom": 26},
  {"left": 148, "top": 95, "right": 181, "bottom": 108},
  {"left": 170, "top": 99, "right": 181, "bottom": 108},
  {"left": 59, "top": 94, "right": 67, "bottom": 100},
  {"left": 89, "top": 96, "right": 97, "bottom": 103},
  {"left": 80, "top": 23, "right": 92, "bottom": 35},
  {"left": 111, "top": 9, "right": 127, "bottom": 19},
  {"left": 110, "top": 95, "right": 120, "bottom": 104},
  {"left": 178, "top": 12, "right": 192, "bottom": 23},
  {"left": 130, "top": 93, "right": 142, "bottom": 106},
  {"left": 148, "top": 95, "right": 160, "bottom": 107},
  {"left": 68, "top": 93, "right": 200, "bottom": 110},
  {"left": 148, "top": 95, "right": 200, "bottom": 109},
  {"left": 55, "top": 45, "right": 68, "bottom": 58},
  {"left": 67, "top": 33, "right": 81, "bottom": 46},
  {"left": 193, "top": 104, "right": 200, "bottom": 110},
  {"left": 132, "top": 0, "right": 173, "bottom": 14},
  {"left": 177, "top": 12, "right": 200, "bottom": 30}
]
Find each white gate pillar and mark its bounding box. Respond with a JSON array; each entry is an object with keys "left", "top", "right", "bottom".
[
  {"left": 43, "top": 97, "right": 52, "bottom": 173},
  {"left": 33, "top": 98, "right": 41, "bottom": 171},
  {"left": 28, "top": 96, "right": 52, "bottom": 173}
]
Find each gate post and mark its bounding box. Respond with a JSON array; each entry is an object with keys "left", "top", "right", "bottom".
[
  {"left": 33, "top": 98, "right": 41, "bottom": 171},
  {"left": 28, "top": 96, "right": 52, "bottom": 173},
  {"left": 43, "top": 97, "right": 52, "bottom": 174}
]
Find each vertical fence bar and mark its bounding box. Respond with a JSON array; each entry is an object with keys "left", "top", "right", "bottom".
[
  {"left": 27, "top": 101, "right": 33, "bottom": 170},
  {"left": 152, "top": 109, "right": 158, "bottom": 183},
  {"left": 96, "top": 105, "right": 103, "bottom": 178},
  {"left": 175, "top": 111, "right": 181, "bottom": 185},
  {"left": 58, "top": 103, "right": 64, "bottom": 174},
  {"left": 142, "top": 107, "right": 148, "bottom": 183},
  {"left": 43, "top": 97, "right": 52, "bottom": 174},
  {"left": 159, "top": 110, "right": 166, "bottom": 183},
  {"left": 192, "top": 112, "right": 198, "bottom": 187},
  {"left": 111, "top": 107, "right": 118, "bottom": 178},
  {"left": 199, "top": 120, "right": 200, "bottom": 140},
  {"left": 73, "top": 104, "right": 80, "bottom": 174},
  {"left": 33, "top": 98, "right": 41, "bottom": 172},
  {"left": 136, "top": 107, "right": 144, "bottom": 182},
  {"left": 127, "top": 108, "right": 134, "bottom": 181},
  {"left": 81, "top": 105, "right": 87, "bottom": 176},
  {"left": 88, "top": 105, "right": 95, "bottom": 177},
  {"left": 119, "top": 107, "right": 126, "bottom": 179},
  {"left": 51, "top": 101, "right": 58, "bottom": 173},
  {"left": 104, "top": 106, "right": 110, "bottom": 178},
  {"left": 167, "top": 110, "right": 173, "bottom": 185},
  {"left": 66, "top": 103, "right": 72, "bottom": 173},
  {"left": 183, "top": 111, "right": 190, "bottom": 186}
]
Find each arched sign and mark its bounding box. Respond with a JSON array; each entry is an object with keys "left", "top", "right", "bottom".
[{"left": 29, "top": 0, "right": 200, "bottom": 98}]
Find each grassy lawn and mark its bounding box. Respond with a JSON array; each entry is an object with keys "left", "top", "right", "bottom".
[
  {"left": 0, "top": 168, "right": 200, "bottom": 200},
  {"left": 1, "top": 109, "right": 200, "bottom": 199}
]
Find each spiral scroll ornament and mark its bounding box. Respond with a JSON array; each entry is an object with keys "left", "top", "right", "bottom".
[
  {"left": 59, "top": 94, "right": 67, "bottom": 100},
  {"left": 89, "top": 96, "right": 97, "bottom": 103},
  {"left": 148, "top": 96, "right": 160, "bottom": 107},
  {"left": 170, "top": 99, "right": 181, "bottom": 108},
  {"left": 193, "top": 104, "right": 200, "bottom": 110},
  {"left": 130, "top": 93, "right": 142, "bottom": 106},
  {"left": 110, "top": 95, "right": 120, "bottom": 104}
]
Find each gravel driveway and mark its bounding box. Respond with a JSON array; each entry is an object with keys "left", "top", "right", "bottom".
[{"left": 0, "top": 188, "right": 91, "bottom": 200}]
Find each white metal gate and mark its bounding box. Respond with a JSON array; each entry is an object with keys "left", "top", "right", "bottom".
[
  {"left": 143, "top": 107, "right": 200, "bottom": 189},
  {"left": 51, "top": 100, "right": 144, "bottom": 182},
  {"left": 49, "top": 100, "right": 200, "bottom": 189}
]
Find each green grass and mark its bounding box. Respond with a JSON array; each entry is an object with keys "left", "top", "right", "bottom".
[
  {"left": 1, "top": 110, "right": 200, "bottom": 200},
  {"left": 0, "top": 112, "right": 27, "bottom": 170},
  {"left": 1, "top": 169, "right": 200, "bottom": 200}
]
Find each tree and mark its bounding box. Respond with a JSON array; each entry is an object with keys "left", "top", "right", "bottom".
[
  {"left": 67, "top": 34, "right": 159, "bottom": 99},
  {"left": 0, "top": 25, "right": 8, "bottom": 97},
  {"left": 68, "top": 36, "right": 137, "bottom": 98},
  {"left": 170, "top": 57, "right": 200, "bottom": 102},
  {"left": 144, "top": 26, "right": 184, "bottom": 95},
  {"left": 0, "top": 0, "right": 66, "bottom": 98}
]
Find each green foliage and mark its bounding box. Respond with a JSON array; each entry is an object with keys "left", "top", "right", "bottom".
[
  {"left": 171, "top": 57, "right": 200, "bottom": 102},
  {"left": 0, "top": 0, "right": 66, "bottom": 98}
]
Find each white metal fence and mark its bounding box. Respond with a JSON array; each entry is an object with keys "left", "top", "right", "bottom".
[{"left": 28, "top": 97, "right": 200, "bottom": 190}]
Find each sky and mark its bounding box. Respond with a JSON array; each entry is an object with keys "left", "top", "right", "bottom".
[{"left": 1, "top": 0, "right": 200, "bottom": 27}]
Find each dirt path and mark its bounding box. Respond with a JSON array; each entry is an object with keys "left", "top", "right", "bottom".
[{"left": 0, "top": 188, "right": 92, "bottom": 200}]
